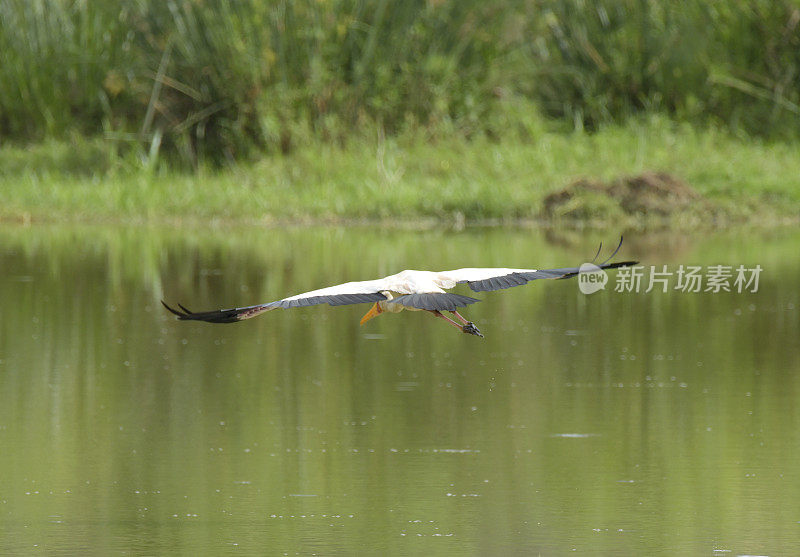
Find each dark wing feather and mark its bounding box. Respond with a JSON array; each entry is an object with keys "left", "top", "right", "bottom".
[
  {"left": 388, "top": 293, "right": 480, "bottom": 311},
  {"left": 269, "top": 292, "right": 387, "bottom": 309},
  {"left": 162, "top": 292, "right": 387, "bottom": 324},
  {"left": 161, "top": 301, "right": 273, "bottom": 323},
  {"left": 464, "top": 260, "right": 638, "bottom": 292}
]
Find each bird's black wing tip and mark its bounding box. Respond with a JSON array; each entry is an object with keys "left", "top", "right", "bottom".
[
  {"left": 161, "top": 300, "right": 189, "bottom": 318},
  {"left": 600, "top": 260, "right": 638, "bottom": 270},
  {"left": 161, "top": 300, "right": 244, "bottom": 323},
  {"left": 598, "top": 235, "right": 625, "bottom": 265}
]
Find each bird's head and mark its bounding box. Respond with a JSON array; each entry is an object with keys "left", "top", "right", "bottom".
[
  {"left": 360, "top": 302, "right": 383, "bottom": 325},
  {"left": 360, "top": 292, "right": 394, "bottom": 325}
]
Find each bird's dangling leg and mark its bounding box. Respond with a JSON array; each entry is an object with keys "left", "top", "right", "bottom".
[
  {"left": 429, "top": 310, "right": 484, "bottom": 338},
  {"left": 451, "top": 310, "right": 483, "bottom": 337},
  {"left": 430, "top": 310, "right": 463, "bottom": 331},
  {"left": 451, "top": 310, "right": 469, "bottom": 325},
  {"left": 462, "top": 322, "right": 483, "bottom": 337}
]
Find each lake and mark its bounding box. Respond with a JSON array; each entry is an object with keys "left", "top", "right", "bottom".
[{"left": 1, "top": 225, "right": 799, "bottom": 555}]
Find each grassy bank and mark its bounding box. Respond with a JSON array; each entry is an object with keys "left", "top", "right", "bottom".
[
  {"left": 3, "top": 2, "right": 798, "bottom": 228},
  {"left": 2, "top": 118, "right": 799, "bottom": 227}
]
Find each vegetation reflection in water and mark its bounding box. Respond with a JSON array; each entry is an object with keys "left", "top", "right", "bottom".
[{"left": 1, "top": 226, "right": 799, "bottom": 555}]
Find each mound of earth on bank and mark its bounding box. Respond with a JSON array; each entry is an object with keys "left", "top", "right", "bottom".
[{"left": 542, "top": 172, "right": 704, "bottom": 221}]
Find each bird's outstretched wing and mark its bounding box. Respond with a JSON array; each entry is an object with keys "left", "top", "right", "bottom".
[
  {"left": 162, "top": 278, "right": 390, "bottom": 323},
  {"left": 445, "top": 237, "right": 637, "bottom": 292},
  {"left": 448, "top": 261, "right": 637, "bottom": 292}
]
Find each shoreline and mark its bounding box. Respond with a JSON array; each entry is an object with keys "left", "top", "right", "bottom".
[
  {"left": 3, "top": 120, "right": 799, "bottom": 229},
  {"left": 3, "top": 212, "right": 799, "bottom": 230}
]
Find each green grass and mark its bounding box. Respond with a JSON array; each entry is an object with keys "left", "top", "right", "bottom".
[
  {"left": 2, "top": 1, "right": 800, "bottom": 166},
  {"left": 2, "top": 117, "right": 799, "bottom": 227}
]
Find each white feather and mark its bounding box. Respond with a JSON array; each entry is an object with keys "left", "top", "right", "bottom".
[
  {"left": 438, "top": 268, "right": 536, "bottom": 282},
  {"left": 278, "top": 268, "right": 536, "bottom": 302},
  {"left": 280, "top": 278, "right": 393, "bottom": 301}
]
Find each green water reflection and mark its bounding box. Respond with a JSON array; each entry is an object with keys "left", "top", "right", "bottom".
[{"left": 1, "top": 226, "right": 799, "bottom": 555}]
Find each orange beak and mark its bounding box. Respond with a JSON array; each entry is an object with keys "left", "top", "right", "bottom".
[{"left": 360, "top": 302, "right": 383, "bottom": 325}]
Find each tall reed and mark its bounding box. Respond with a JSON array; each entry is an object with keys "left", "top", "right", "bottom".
[{"left": 1, "top": 1, "right": 798, "bottom": 165}]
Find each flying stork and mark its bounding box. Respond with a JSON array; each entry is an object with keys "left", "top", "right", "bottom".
[{"left": 163, "top": 239, "right": 636, "bottom": 338}]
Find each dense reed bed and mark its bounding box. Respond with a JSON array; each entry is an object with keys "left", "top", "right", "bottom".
[{"left": 2, "top": 1, "right": 799, "bottom": 166}]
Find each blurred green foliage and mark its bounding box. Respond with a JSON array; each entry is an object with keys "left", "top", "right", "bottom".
[
  {"left": 1, "top": 1, "right": 799, "bottom": 165},
  {"left": 3, "top": 117, "right": 799, "bottom": 225}
]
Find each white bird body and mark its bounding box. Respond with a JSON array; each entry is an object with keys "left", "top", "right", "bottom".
[
  {"left": 438, "top": 268, "right": 538, "bottom": 285},
  {"left": 163, "top": 238, "right": 635, "bottom": 337},
  {"left": 282, "top": 268, "right": 537, "bottom": 301}
]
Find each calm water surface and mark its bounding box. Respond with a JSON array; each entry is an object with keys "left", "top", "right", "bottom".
[{"left": 1, "top": 226, "right": 799, "bottom": 555}]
